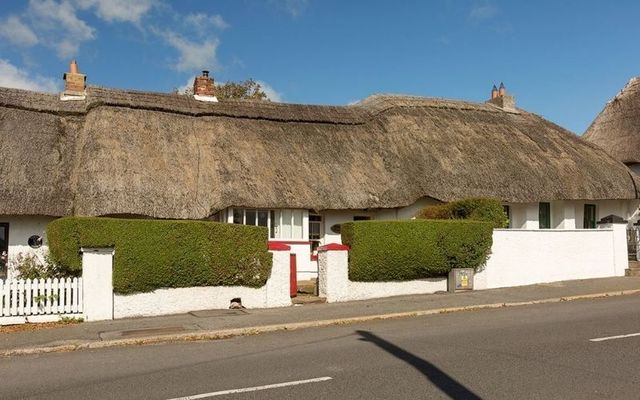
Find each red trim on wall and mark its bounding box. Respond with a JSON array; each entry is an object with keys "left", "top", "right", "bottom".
[
  {"left": 310, "top": 254, "right": 318, "bottom": 261},
  {"left": 268, "top": 242, "right": 291, "bottom": 251},
  {"left": 268, "top": 240, "right": 311, "bottom": 245},
  {"left": 317, "top": 243, "right": 350, "bottom": 252}
]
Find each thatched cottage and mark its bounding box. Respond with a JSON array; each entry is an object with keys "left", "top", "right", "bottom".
[
  {"left": 584, "top": 77, "right": 640, "bottom": 175},
  {"left": 1, "top": 63, "right": 639, "bottom": 279}
]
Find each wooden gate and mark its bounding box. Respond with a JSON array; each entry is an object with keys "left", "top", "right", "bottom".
[{"left": 289, "top": 254, "right": 297, "bottom": 298}]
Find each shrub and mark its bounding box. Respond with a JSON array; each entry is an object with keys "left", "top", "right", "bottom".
[
  {"left": 341, "top": 220, "right": 493, "bottom": 282},
  {"left": 11, "top": 253, "right": 73, "bottom": 280},
  {"left": 47, "top": 217, "right": 272, "bottom": 294},
  {"left": 416, "top": 198, "right": 508, "bottom": 228}
]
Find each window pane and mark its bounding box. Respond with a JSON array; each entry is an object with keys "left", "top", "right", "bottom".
[
  {"left": 270, "top": 210, "right": 277, "bottom": 238},
  {"left": 309, "top": 223, "right": 321, "bottom": 240},
  {"left": 281, "top": 210, "right": 292, "bottom": 238},
  {"left": 258, "top": 210, "right": 268, "bottom": 227},
  {"left": 584, "top": 204, "right": 596, "bottom": 229},
  {"left": 246, "top": 209, "right": 256, "bottom": 226},
  {"left": 292, "top": 210, "right": 303, "bottom": 239},
  {"left": 233, "top": 209, "right": 243, "bottom": 224},
  {"left": 539, "top": 203, "right": 550, "bottom": 229}
]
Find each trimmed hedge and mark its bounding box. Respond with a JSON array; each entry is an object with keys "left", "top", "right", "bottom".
[
  {"left": 341, "top": 220, "right": 493, "bottom": 282},
  {"left": 416, "top": 198, "right": 508, "bottom": 229},
  {"left": 46, "top": 217, "right": 272, "bottom": 294}
]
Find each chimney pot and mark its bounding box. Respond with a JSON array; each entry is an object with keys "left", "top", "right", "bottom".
[
  {"left": 498, "top": 82, "right": 506, "bottom": 96},
  {"left": 202, "top": 70, "right": 209, "bottom": 77},
  {"left": 491, "top": 84, "right": 498, "bottom": 99},
  {"left": 70, "top": 60, "right": 78, "bottom": 74}
]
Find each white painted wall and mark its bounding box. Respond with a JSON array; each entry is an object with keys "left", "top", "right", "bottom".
[
  {"left": 474, "top": 227, "right": 625, "bottom": 290},
  {"left": 506, "top": 200, "right": 639, "bottom": 230},
  {"left": 318, "top": 247, "right": 447, "bottom": 303},
  {"left": 320, "top": 224, "right": 628, "bottom": 303},
  {"left": 271, "top": 242, "right": 313, "bottom": 281},
  {"left": 113, "top": 249, "right": 292, "bottom": 318},
  {"left": 1, "top": 215, "right": 56, "bottom": 279}
]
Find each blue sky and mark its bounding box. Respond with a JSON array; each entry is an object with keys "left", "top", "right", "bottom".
[{"left": 0, "top": 0, "right": 639, "bottom": 134}]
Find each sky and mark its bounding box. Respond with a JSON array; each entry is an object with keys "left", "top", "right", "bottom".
[{"left": 1, "top": 0, "right": 639, "bottom": 134}]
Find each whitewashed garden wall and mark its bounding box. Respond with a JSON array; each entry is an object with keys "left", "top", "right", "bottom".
[{"left": 319, "top": 221, "right": 628, "bottom": 302}]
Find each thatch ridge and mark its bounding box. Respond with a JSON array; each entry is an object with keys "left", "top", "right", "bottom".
[
  {"left": 0, "top": 85, "right": 637, "bottom": 219},
  {"left": 584, "top": 77, "right": 640, "bottom": 164}
]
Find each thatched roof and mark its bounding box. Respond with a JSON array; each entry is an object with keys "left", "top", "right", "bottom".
[
  {"left": 584, "top": 77, "right": 640, "bottom": 164},
  {"left": 0, "top": 85, "right": 637, "bottom": 219}
]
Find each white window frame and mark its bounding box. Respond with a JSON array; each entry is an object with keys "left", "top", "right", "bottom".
[{"left": 227, "top": 208, "right": 308, "bottom": 240}]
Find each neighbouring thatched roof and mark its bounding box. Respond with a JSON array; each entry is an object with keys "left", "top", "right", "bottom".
[
  {"left": 584, "top": 77, "right": 640, "bottom": 164},
  {"left": 0, "top": 85, "right": 637, "bottom": 219}
]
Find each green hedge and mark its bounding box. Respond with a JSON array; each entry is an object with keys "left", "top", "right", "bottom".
[
  {"left": 46, "top": 217, "right": 272, "bottom": 294},
  {"left": 341, "top": 220, "right": 493, "bottom": 282},
  {"left": 416, "top": 198, "right": 508, "bottom": 229}
]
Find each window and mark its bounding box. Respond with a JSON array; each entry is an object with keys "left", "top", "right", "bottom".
[
  {"left": 503, "top": 205, "right": 511, "bottom": 228},
  {"left": 0, "top": 223, "right": 8, "bottom": 279},
  {"left": 309, "top": 213, "right": 322, "bottom": 241},
  {"left": 309, "top": 213, "right": 323, "bottom": 254},
  {"left": 231, "top": 208, "right": 304, "bottom": 239},
  {"left": 584, "top": 204, "right": 597, "bottom": 229},
  {"left": 353, "top": 216, "right": 371, "bottom": 221},
  {"left": 539, "top": 202, "right": 551, "bottom": 229}
]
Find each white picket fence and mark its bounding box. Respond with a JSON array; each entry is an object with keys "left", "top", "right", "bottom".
[{"left": 0, "top": 277, "right": 83, "bottom": 317}]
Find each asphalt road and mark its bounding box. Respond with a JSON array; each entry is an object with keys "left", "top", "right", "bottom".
[{"left": 2, "top": 295, "right": 640, "bottom": 399}]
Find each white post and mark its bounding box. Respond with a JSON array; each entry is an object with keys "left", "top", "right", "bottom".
[
  {"left": 81, "top": 248, "right": 114, "bottom": 321},
  {"left": 266, "top": 243, "right": 292, "bottom": 308},
  {"left": 597, "top": 216, "right": 629, "bottom": 276},
  {"left": 318, "top": 244, "right": 350, "bottom": 302}
]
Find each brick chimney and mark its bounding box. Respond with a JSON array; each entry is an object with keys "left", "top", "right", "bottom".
[
  {"left": 61, "top": 60, "right": 86, "bottom": 100},
  {"left": 193, "top": 70, "right": 218, "bottom": 102},
  {"left": 487, "top": 82, "right": 515, "bottom": 111}
]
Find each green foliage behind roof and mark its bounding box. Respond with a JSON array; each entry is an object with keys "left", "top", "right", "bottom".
[{"left": 416, "top": 197, "right": 509, "bottom": 229}]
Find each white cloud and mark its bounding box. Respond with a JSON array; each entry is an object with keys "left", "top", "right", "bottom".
[
  {"left": 28, "top": 0, "right": 96, "bottom": 58},
  {"left": 0, "top": 59, "right": 58, "bottom": 93},
  {"left": 176, "top": 76, "right": 195, "bottom": 94},
  {"left": 0, "top": 16, "right": 38, "bottom": 47},
  {"left": 185, "top": 13, "right": 230, "bottom": 33},
  {"left": 73, "top": 0, "right": 157, "bottom": 24},
  {"left": 159, "top": 31, "right": 219, "bottom": 72},
  {"left": 468, "top": 4, "right": 498, "bottom": 21},
  {"left": 256, "top": 80, "right": 282, "bottom": 102},
  {"left": 274, "top": 0, "right": 310, "bottom": 17}
]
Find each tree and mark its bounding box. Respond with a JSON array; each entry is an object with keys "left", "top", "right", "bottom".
[
  {"left": 177, "top": 79, "right": 269, "bottom": 100},
  {"left": 216, "top": 79, "right": 268, "bottom": 100}
]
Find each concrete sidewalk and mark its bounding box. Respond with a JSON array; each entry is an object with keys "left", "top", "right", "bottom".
[{"left": 3, "top": 276, "right": 640, "bottom": 356}]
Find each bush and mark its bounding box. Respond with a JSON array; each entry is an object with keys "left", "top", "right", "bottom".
[
  {"left": 11, "top": 253, "right": 73, "bottom": 280},
  {"left": 416, "top": 198, "right": 508, "bottom": 228},
  {"left": 47, "top": 217, "right": 272, "bottom": 294},
  {"left": 341, "top": 220, "right": 493, "bottom": 282}
]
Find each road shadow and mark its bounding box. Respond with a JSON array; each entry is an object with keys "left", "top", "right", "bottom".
[{"left": 357, "top": 330, "right": 482, "bottom": 400}]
